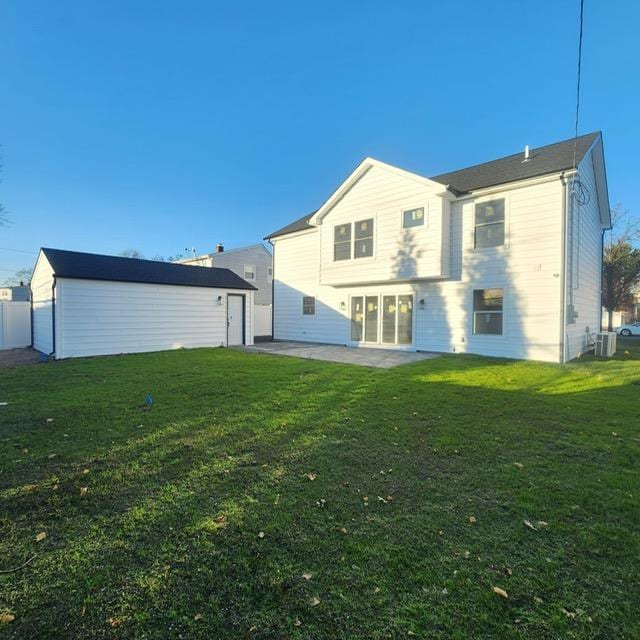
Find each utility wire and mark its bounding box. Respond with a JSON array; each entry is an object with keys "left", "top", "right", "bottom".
[
  {"left": 572, "top": 0, "right": 585, "bottom": 171},
  {"left": 0, "top": 247, "right": 36, "bottom": 254}
]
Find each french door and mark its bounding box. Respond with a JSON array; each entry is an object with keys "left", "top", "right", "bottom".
[{"left": 350, "top": 294, "right": 413, "bottom": 346}]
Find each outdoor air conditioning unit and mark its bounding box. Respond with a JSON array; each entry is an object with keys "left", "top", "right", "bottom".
[{"left": 595, "top": 332, "right": 617, "bottom": 358}]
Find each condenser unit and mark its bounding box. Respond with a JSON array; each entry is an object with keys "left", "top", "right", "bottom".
[{"left": 595, "top": 332, "right": 617, "bottom": 358}]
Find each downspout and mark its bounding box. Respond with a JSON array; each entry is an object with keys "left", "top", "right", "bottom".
[
  {"left": 50, "top": 276, "right": 56, "bottom": 357},
  {"left": 559, "top": 174, "right": 568, "bottom": 363},
  {"left": 268, "top": 238, "right": 275, "bottom": 341},
  {"left": 28, "top": 282, "right": 34, "bottom": 348}
]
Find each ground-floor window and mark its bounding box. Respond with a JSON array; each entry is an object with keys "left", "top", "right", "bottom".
[
  {"left": 351, "top": 293, "right": 413, "bottom": 345},
  {"left": 473, "top": 288, "right": 503, "bottom": 335}
]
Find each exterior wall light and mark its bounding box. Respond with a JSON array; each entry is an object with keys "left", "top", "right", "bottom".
[
  {"left": 217, "top": 295, "right": 223, "bottom": 305},
  {"left": 419, "top": 298, "right": 425, "bottom": 308},
  {"left": 340, "top": 301, "right": 346, "bottom": 310}
]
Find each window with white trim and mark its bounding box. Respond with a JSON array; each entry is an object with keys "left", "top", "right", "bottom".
[
  {"left": 403, "top": 207, "right": 425, "bottom": 228},
  {"left": 354, "top": 218, "right": 374, "bottom": 258},
  {"left": 474, "top": 199, "right": 505, "bottom": 249},
  {"left": 473, "top": 289, "right": 503, "bottom": 335},
  {"left": 302, "top": 296, "right": 316, "bottom": 315},
  {"left": 243, "top": 264, "right": 256, "bottom": 281},
  {"left": 334, "top": 223, "right": 352, "bottom": 261}
]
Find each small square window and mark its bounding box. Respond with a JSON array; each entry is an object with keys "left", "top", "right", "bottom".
[
  {"left": 403, "top": 207, "right": 425, "bottom": 228},
  {"left": 267, "top": 267, "right": 273, "bottom": 280},
  {"left": 303, "top": 296, "right": 316, "bottom": 315},
  {"left": 244, "top": 264, "right": 256, "bottom": 281}
]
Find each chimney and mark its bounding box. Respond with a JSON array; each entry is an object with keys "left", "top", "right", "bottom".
[{"left": 215, "top": 243, "right": 224, "bottom": 253}]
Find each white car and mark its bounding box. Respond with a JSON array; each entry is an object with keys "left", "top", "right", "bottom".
[{"left": 616, "top": 322, "right": 640, "bottom": 337}]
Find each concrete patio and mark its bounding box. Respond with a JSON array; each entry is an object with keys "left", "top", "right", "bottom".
[{"left": 241, "top": 341, "right": 440, "bottom": 368}]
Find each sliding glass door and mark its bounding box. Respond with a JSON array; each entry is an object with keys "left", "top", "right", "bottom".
[{"left": 351, "top": 294, "right": 413, "bottom": 346}]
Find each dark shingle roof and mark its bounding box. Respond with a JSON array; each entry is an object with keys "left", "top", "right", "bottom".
[
  {"left": 265, "top": 211, "right": 317, "bottom": 240},
  {"left": 41, "top": 248, "right": 257, "bottom": 290},
  {"left": 266, "top": 132, "right": 600, "bottom": 239},
  {"left": 430, "top": 132, "right": 599, "bottom": 193}
]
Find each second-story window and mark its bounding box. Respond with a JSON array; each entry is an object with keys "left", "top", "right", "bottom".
[
  {"left": 474, "top": 199, "right": 505, "bottom": 249},
  {"left": 354, "top": 218, "right": 374, "bottom": 258},
  {"left": 244, "top": 264, "right": 256, "bottom": 281},
  {"left": 403, "top": 207, "right": 425, "bottom": 228},
  {"left": 334, "top": 223, "right": 352, "bottom": 261}
]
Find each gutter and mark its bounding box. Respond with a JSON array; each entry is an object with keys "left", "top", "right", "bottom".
[{"left": 50, "top": 276, "right": 56, "bottom": 357}]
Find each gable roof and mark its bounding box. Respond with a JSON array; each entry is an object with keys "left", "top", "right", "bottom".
[
  {"left": 39, "top": 248, "right": 257, "bottom": 290},
  {"left": 265, "top": 132, "right": 601, "bottom": 240}
]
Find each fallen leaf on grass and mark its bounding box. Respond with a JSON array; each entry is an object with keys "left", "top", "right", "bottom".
[
  {"left": 524, "top": 520, "right": 537, "bottom": 531},
  {"left": 493, "top": 586, "right": 508, "bottom": 599},
  {"left": 373, "top": 586, "right": 380, "bottom": 594},
  {"left": 302, "top": 572, "right": 313, "bottom": 581},
  {"left": 46, "top": 418, "right": 54, "bottom": 423},
  {"left": 536, "top": 521, "right": 549, "bottom": 529},
  {"left": 338, "top": 527, "right": 348, "bottom": 534},
  {"left": 213, "top": 515, "right": 227, "bottom": 526},
  {"left": 305, "top": 473, "right": 317, "bottom": 481},
  {"left": 309, "top": 596, "right": 321, "bottom": 607},
  {"left": 469, "top": 516, "right": 476, "bottom": 524},
  {"left": 82, "top": 469, "right": 90, "bottom": 475},
  {"left": 35, "top": 531, "right": 46, "bottom": 542},
  {"left": 47, "top": 454, "right": 57, "bottom": 459},
  {"left": 386, "top": 495, "right": 395, "bottom": 502},
  {"left": 257, "top": 531, "right": 265, "bottom": 539},
  {"left": 0, "top": 613, "right": 15, "bottom": 624},
  {"left": 108, "top": 616, "right": 126, "bottom": 627},
  {"left": 294, "top": 618, "right": 302, "bottom": 627},
  {"left": 194, "top": 613, "right": 203, "bottom": 621},
  {"left": 611, "top": 432, "right": 618, "bottom": 437},
  {"left": 80, "top": 487, "right": 88, "bottom": 496},
  {"left": 514, "top": 462, "right": 524, "bottom": 469},
  {"left": 561, "top": 608, "right": 576, "bottom": 620}
]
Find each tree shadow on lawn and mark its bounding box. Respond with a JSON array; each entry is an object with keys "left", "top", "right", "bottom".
[{"left": 1, "top": 350, "right": 639, "bottom": 639}]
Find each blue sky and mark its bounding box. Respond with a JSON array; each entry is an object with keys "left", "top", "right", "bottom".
[{"left": 1, "top": 1, "right": 638, "bottom": 278}]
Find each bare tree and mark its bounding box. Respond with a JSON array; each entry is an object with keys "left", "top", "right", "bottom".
[
  {"left": 602, "top": 204, "right": 640, "bottom": 331},
  {"left": 119, "top": 249, "right": 144, "bottom": 259},
  {"left": 2, "top": 267, "right": 33, "bottom": 287}
]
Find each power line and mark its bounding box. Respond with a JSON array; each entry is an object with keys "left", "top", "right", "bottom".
[
  {"left": 0, "top": 247, "right": 37, "bottom": 255},
  {"left": 572, "top": 0, "right": 585, "bottom": 171}
]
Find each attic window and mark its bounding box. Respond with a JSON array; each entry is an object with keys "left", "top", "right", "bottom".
[{"left": 244, "top": 264, "right": 256, "bottom": 281}]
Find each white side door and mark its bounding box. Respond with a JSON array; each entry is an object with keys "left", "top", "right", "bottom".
[{"left": 227, "top": 295, "right": 244, "bottom": 345}]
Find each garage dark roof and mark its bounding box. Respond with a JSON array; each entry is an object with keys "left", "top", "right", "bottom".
[
  {"left": 266, "top": 132, "right": 601, "bottom": 239},
  {"left": 41, "top": 248, "right": 257, "bottom": 290}
]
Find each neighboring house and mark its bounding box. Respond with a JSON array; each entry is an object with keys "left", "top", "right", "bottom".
[
  {"left": 0, "top": 285, "right": 29, "bottom": 301},
  {"left": 266, "top": 132, "right": 610, "bottom": 363},
  {"left": 179, "top": 243, "right": 273, "bottom": 337},
  {"left": 31, "top": 248, "right": 256, "bottom": 359}
]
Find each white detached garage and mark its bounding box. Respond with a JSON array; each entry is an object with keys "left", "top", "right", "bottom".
[{"left": 31, "top": 248, "right": 256, "bottom": 359}]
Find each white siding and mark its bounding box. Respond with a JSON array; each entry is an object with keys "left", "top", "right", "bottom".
[
  {"left": 31, "top": 253, "right": 55, "bottom": 354},
  {"left": 55, "top": 278, "right": 253, "bottom": 359},
  {"left": 318, "top": 165, "right": 450, "bottom": 285},
  {"left": 274, "top": 176, "right": 565, "bottom": 362},
  {"left": 0, "top": 302, "right": 31, "bottom": 349},
  {"left": 564, "top": 149, "right": 604, "bottom": 360}
]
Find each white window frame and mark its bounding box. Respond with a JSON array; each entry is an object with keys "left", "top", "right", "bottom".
[
  {"left": 472, "top": 195, "right": 509, "bottom": 251},
  {"left": 302, "top": 296, "right": 316, "bottom": 316},
  {"left": 333, "top": 223, "right": 353, "bottom": 262},
  {"left": 401, "top": 205, "right": 427, "bottom": 230},
  {"left": 332, "top": 216, "right": 377, "bottom": 262},
  {"left": 471, "top": 287, "right": 506, "bottom": 338},
  {"left": 243, "top": 264, "right": 256, "bottom": 281},
  {"left": 348, "top": 292, "right": 414, "bottom": 347}
]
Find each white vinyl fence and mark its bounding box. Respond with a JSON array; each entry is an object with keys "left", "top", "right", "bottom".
[
  {"left": 253, "top": 304, "right": 272, "bottom": 337},
  {"left": 0, "top": 301, "right": 31, "bottom": 350}
]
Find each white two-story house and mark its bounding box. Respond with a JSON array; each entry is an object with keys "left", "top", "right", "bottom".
[{"left": 265, "top": 132, "right": 610, "bottom": 363}]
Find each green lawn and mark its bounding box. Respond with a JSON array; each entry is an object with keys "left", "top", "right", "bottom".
[{"left": 1, "top": 342, "right": 639, "bottom": 639}]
